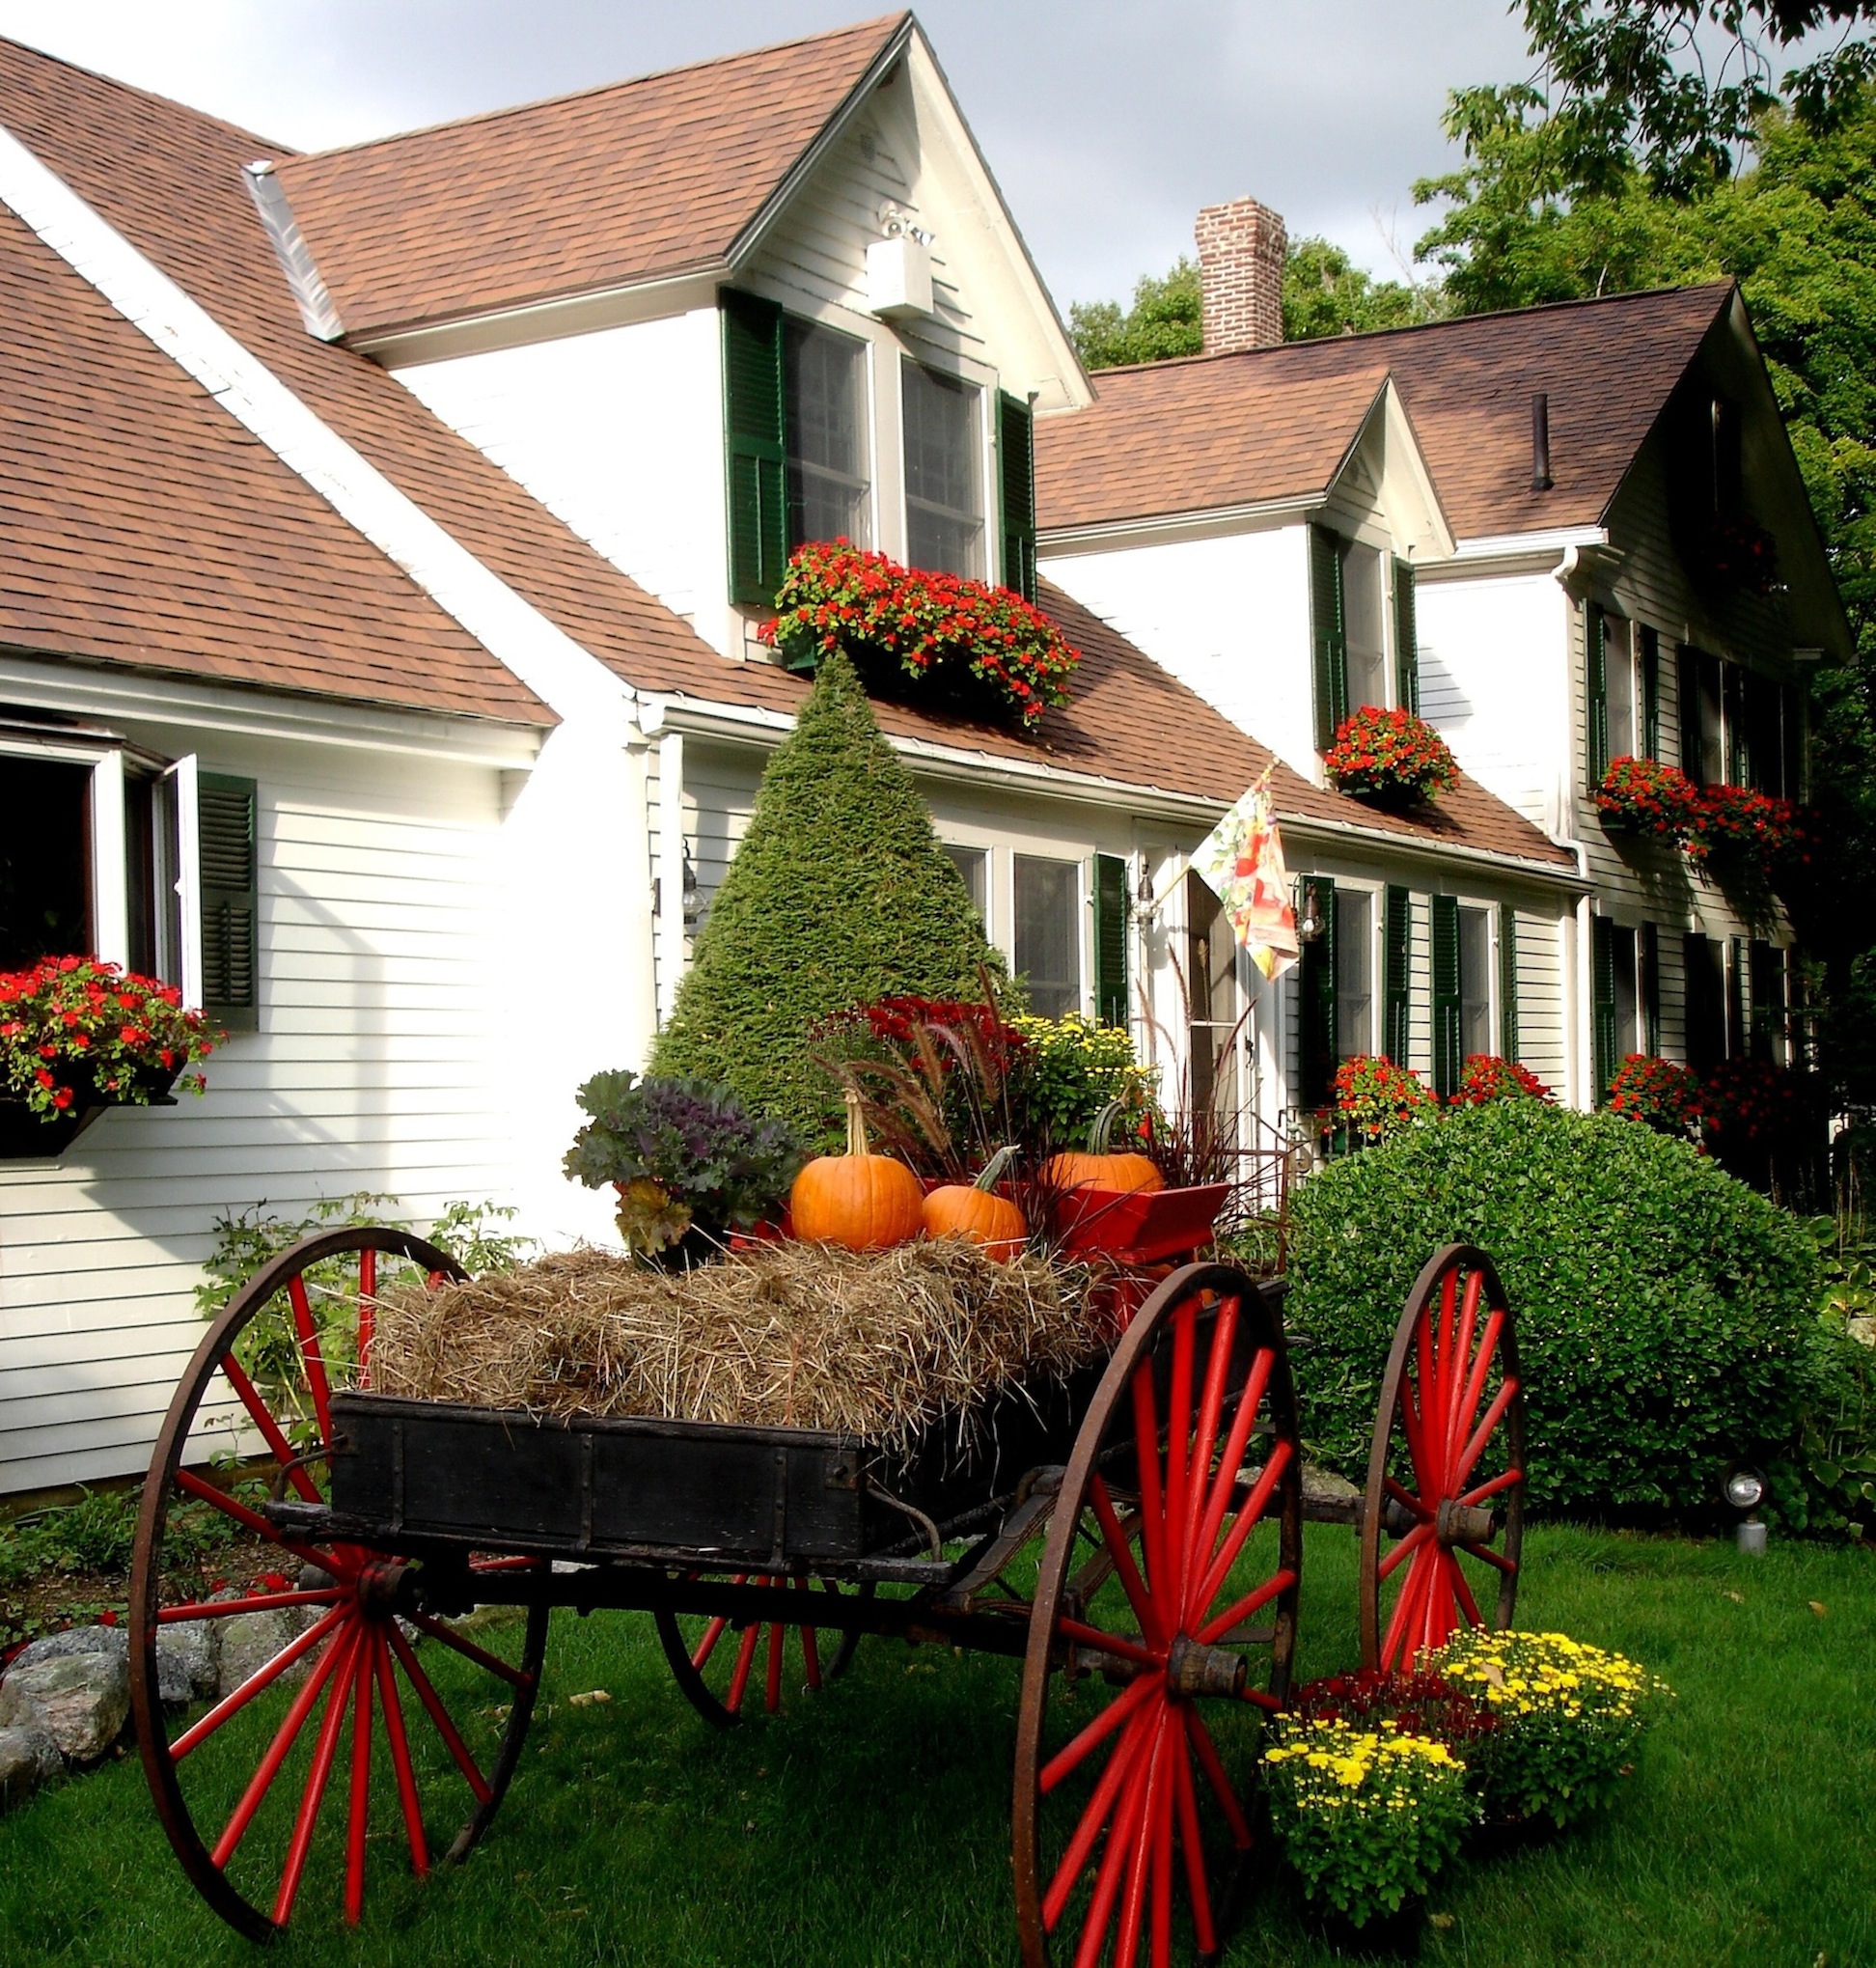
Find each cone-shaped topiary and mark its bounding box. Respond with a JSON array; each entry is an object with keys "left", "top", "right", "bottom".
[{"left": 651, "top": 649, "right": 1002, "bottom": 1139}]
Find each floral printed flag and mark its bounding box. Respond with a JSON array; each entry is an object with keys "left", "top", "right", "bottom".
[{"left": 1191, "top": 779, "right": 1299, "bottom": 982}]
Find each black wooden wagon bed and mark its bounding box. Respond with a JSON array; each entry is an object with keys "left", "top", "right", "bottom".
[{"left": 128, "top": 1226, "right": 1528, "bottom": 1965}]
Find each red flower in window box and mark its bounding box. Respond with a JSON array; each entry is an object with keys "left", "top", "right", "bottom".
[
  {"left": 759, "top": 541, "right": 1080, "bottom": 729},
  {"left": 1333, "top": 1054, "right": 1437, "bottom": 1141},
  {"left": 1686, "top": 784, "right": 1804, "bottom": 870},
  {"left": 1449, "top": 1055, "right": 1554, "bottom": 1106},
  {"left": 1595, "top": 756, "right": 1700, "bottom": 845},
  {"left": 1604, "top": 1054, "right": 1701, "bottom": 1136},
  {"left": 1324, "top": 707, "right": 1458, "bottom": 808}
]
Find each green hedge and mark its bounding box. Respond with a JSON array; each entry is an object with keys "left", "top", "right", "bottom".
[{"left": 1284, "top": 1103, "right": 1821, "bottom": 1521}]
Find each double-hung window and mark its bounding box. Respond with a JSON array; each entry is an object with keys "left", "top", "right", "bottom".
[
  {"left": 1299, "top": 877, "right": 1378, "bottom": 1106},
  {"left": 1590, "top": 918, "right": 1663, "bottom": 1097},
  {"left": 902, "top": 360, "right": 984, "bottom": 579},
  {"left": 783, "top": 319, "right": 871, "bottom": 549},
  {"left": 1013, "top": 854, "right": 1079, "bottom": 1018},
  {"left": 1310, "top": 526, "right": 1421, "bottom": 750}
]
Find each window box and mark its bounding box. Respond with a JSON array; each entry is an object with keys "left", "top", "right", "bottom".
[
  {"left": 1324, "top": 707, "right": 1457, "bottom": 809},
  {"left": 0, "top": 1072, "right": 179, "bottom": 1161}
]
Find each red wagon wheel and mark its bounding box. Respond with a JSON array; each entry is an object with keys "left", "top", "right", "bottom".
[
  {"left": 1359, "top": 1243, "right": 1526, "bottom": 1673},
  {"left": 654, "top": 1576, "right": 867, "bottom": 1726},
  {"left": 129, "top": 1227, "right": 549, "bottom": 1942},
  {"left": 1013, "top": 1263, "right": 1302, "bottom": 1968}
]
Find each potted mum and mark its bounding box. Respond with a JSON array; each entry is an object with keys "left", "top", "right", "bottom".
[
  {"left": 564, "top": 1069, "right": 801, "bottom": 1263},
  {"left": 1325, "top": 706, "right": 1458, "bottom": 808},
  {"left": 0, "top": 956, "right": 217, "bottom": 1159}
]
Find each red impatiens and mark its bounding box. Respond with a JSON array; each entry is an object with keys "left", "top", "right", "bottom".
[
  {"left": 1333, "top": 1054, "right": 1437, "bottom": 1140},
  {"left": 1449, "top": 1055, "right": 1554, "bottom": 1106},
  {"left": 759, "top": 541, "right": 1080, "bottom": 729},
  {"left": 1324, "top": 707, "right": 1458, "bottom": 807},
  {"left": 1595, "top": 756, "right": 1702, "bottom": 845},
  {"left": 0, "top": 956, "right": 218, "bottom": 1121},
  {"left": 1689, "top": 783, "right": 1804, "bottom": 865},
  {"left": 1604, "top": 1054, "right": 1702, "bottom": 1136}
]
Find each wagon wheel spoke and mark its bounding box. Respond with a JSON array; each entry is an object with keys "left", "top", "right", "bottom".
[
  {"left": 1016, "top": 1264, "right": 1302, "bottom": 1968},
  {"left": 1361, "top": 1245, "right": 1527, "bottom": 1672},
  {"left": 656, "top": 1572, "right": 865, "bottom": 1727},
  {"left": 129, "top": 1227, "right": 548, "bottom": 1940}
]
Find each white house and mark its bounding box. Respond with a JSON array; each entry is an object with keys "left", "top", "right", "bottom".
[{"left": 1037, "top": 199, "right": 1850, "bottom": 1110}]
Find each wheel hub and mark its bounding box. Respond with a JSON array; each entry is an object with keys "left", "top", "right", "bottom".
[
  {"left": 1164, "top": 1632, "right": 1248, "bottom": 1700},
  {"left": 1434, "top": 1498, "right": 1497, "bottom": 1546}
]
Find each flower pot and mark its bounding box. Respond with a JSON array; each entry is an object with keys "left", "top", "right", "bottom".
[{"left": 1304, "top": 1895, "right": 1426, "bottom": 1956}]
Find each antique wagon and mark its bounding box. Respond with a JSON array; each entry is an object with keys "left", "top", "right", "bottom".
[{"left": 128, "top": 1224, "right": 1526, "bottom": 1963}]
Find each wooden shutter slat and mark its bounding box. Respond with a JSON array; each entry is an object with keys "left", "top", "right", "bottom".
[
  {"left": 1586, "top": 606, "right": 1609, "bottom": 787},
  {"left": 198, "top": 772, "right": 257, "bottom": 1033},
  {"left": 1498, "top": 902, "right": 1520, "bottom": 1063},
  {"left": 1641, "top": 922, "right": 1661, "bottom": 1056},
  {"left": 1092, "top": 853, "right": 1129, "bottom": 1028},
  {"left": 1392, "top": 560, "right": 1420, "bottom": 715},
  {"left": 1310, "top": 527, "right": 1347, "bottom": 753},
  {"left": 1300, "top": 875, "right": 1337, "bottom": 1106},
  {"left": 721, "top": 289, "right": 787, "bottom": 607},
  {"left": 998, "top": 393, "right": 1036, "bottom": 603},
  {"left": 1640, "top": 626, "right": 1661, "bottom": 759},
  {"left": 1383, "top": 885, "right": 1411, "bottom": 1065},
  {"left": 1590, "top": 916, "right": 1617, "bottom": 1100},
  {"left": 1431, "top": 894, "right": 1461, "bottom": 1099}
]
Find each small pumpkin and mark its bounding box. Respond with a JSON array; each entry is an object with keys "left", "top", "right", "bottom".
[
  {"left": 923, "top": 1145, "right": 1027, "bottom": 1262},
  {"left": 1042, "top": 1101, "right": 1165, "bottom": 1197},
  {"left": 790, "top": 1089, "right": 925, "bottom": 1251}
]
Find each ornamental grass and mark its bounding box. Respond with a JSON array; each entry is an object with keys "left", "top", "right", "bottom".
[{"left": 369, "top": 1239, "right": 1104, "bottom": 1452}]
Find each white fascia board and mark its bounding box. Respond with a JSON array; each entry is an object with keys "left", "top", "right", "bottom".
[
  {"left": 643, "top": 692, "right": 1586, "bottom": 887},
  {"left": 0, "top": 652, "right": 545, "bottom": 769},
  {"left": 1436, "top": 525, "right": 1610, "bottom": 572},
  {"left": 1037, "top": 495, "right": 1318, "bottom": 557},
  {"left": 0, "top": 125, "right": 634, "bottom": 739}
]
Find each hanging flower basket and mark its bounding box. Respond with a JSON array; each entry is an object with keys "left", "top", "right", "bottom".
[
  {"left": 0, "top": 956, "right": 216, "bottom": 1159},
  {"left": 1594, "top": 756, "right": 1700, "bottom": 846},
  {"left": 759, "top": 541, "right": 1080, "bottom": 729},
  {"left": 1324, "top": 707, "right": 1458, "bottom": 808}
]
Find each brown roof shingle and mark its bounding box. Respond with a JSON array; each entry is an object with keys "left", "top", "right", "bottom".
[
  {"left": 1036, "top": 285, "right": 1735, "bottom": 541},
  {"left": 269, "top": 16, "right": 909, "bottom": 341}
]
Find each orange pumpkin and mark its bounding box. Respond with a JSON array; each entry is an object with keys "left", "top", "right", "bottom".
[
  {"left": 923, "top": 1146, "right": 1027, "bottom": 1262},
  {"left": 790, "top": 1090, "right": 924, "bottom": 1252},
  {"left": 1043, "top": 1104, "right": 1164, "bottom": 1197}
]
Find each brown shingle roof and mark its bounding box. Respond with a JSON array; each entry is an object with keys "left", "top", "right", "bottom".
[
  {"left": 268, "top": 16, "right": 909, "bottom": 341},
  {"left": 1036, "top": 285, "right": 1735, "bottom": 541},
  {"left": 0, "top": 36, "right": 1570, "bottom": 871}
]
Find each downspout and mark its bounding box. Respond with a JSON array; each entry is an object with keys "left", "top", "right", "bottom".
[{"left": 1556, "top": 545, "right": 1595, "bottom": 1109}]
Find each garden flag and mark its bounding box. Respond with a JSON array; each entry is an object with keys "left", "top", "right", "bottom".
[{"left": 1191, "top": 774, "right": 1300, "bottom": 982}]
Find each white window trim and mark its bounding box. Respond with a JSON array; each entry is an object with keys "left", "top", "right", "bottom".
[
  {"left": 1451, "top": 894, "right": 1502, "bottom": 1064},
  {"left": 1332, "top": 876, "right": 1384, "bottom": 1060}
]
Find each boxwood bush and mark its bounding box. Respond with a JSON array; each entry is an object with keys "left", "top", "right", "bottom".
[{"left": 1285, "top": 1103, "right": 1820, "bottom": 1521}]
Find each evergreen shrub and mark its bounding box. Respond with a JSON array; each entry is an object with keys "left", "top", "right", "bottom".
[
  {"left": 1285, "top": 1102, "right": 1820, "bottom": 1520},
  {"left": 650, "top": 650, "right": 1001, "bottom": 1140}
]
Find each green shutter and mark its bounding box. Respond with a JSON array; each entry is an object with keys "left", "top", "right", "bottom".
[
  {"left": 1724, "top": 664, "right": 1750, "bottom": 786},
  {"left": 1392, "top": 559, "right": 1420, "bottom": 715},
  {"left": 1586, "top": 605, "right": 1609, "bottom": 787},
  {"left": 1641, "top": 922, "right": 1661, "bottom": 1056},
  {"left": 1639, "top": 626, "right": 1661, "bottom": 758},
  {"left": 1383, "top": 885, "right": 1412, "bottom": 1065},
  {"left": 1676, "top": 644, "right": 1704, "bottom": 785},
  {"left": 720, "top": 289, "right": 787, "bottom": 608},
  {"left": 1727, "top": 936, "right": 1747, "bottom": 1059},
  {"left": 1310, "top": 526, "right": 1348, "bottom": 752},
  {"left": 1431, "top": 894, "right": 1461, "bottom": 1098},
  {"left": 1498, "top": 902, "right": 1520, "bottom": 1062},
  {"left": 199, "top": 772, "right": 258, "bottom": 1033},
  {"left": 998, "top": 392, "right": 1036, "bottom": 603},
  {"left": 1591, "top": 916, "right": 1618, "bottom": 1100},
  {"left": 1092, "top": 852, "right": 1129, "bottom": 1028},
  {"left": 1300, "top": 875, "right": 1337, "bottom": 1106}
]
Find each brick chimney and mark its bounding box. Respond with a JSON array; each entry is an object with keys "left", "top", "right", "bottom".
[{"left": 1195, "top": 197, "right": 1287, "bottom": 354}]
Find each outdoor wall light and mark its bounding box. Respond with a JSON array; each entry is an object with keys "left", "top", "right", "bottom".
[
  {"left": 680, "top": 845, "right": 704, "bottom": 926},
  {"left": 1297, "top": 882, "right": 1326, "bottom": 944},
  {"left": 1725, "top": 1465, "right": 1768, "bottom": 1555},
  {"left": 1136, "top": 862, "right": 1154, "bottom": 907}
]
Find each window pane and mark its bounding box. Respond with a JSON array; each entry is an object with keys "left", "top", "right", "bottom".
[
  {"left": 1335, "top": 888, "right": 1372, "bottom": 1059},
  {"left": 902, "top": 361, "right": 982, "bottom": 578},
  {"left": 1612, "top": 925, "right": 1640, "bottom": 1057},
  {"left": 1605, "top": 616, "right": 1636, "bottom": 757},
  {"left": 785, "top": 319, "right": 870, "bottom": 548},
  {"left": 1014, "top": 854, "right": 1079, "bottom": 1018},
  {"left": 943, "top": 844, "right": 988, "bottom": 931},
  {"left": 0, "top": 756, "right": 90, "bottom": 969},
  {"left": 1340, "top": 542, "right": 1387, "bottom": 710},
  {"left": 1458, "top": 906, "right": 1493, "bottom": 1060}
]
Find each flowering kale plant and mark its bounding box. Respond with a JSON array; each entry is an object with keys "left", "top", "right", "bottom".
[
  {"left": 1595, "top": 756, "right": 1701, "bottom": 845},
  {"left": 1450, "top": 1055, "right": 1555, "bottom": 1106},
  {"left": 759, "top": 541, "right": 1080, "bottom": 728},
  {"left": 1334, "top": 1054, "right": 1437, "bottom": 1141},
  {"left": 0, "top": 957, "right": 216, "bottom": 1120},
  {"left": 1605, "top": 1053, "right": 1702, "bottom": 1136},
  {"left": 564, "top": 1070, "right": 801, "bottom": 1254},
  {"left": 1324, "top": 707, "right": 1459, "bottom": 807}
]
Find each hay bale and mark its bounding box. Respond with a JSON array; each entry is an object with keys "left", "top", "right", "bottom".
[{"left": 370, "top": 1240, "right": 1106, "bottom": 1450}]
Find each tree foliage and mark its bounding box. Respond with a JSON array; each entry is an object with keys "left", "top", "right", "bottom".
[{"left": 649, "top": 649, "right": 1001, "bottom": 1141}]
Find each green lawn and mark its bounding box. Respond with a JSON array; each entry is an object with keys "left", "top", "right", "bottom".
[{"left": 0, "top": 1524, "right": 1869, "bottom": 1968}]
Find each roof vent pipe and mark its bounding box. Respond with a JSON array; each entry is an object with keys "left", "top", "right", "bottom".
[{"left": 1531, "top": 391, "right": 1555, "bottom": 491}]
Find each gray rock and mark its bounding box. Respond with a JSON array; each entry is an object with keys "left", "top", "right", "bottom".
[
  {"left": 0, "top": 1649, "right": 130, "bottom": 1761},
  {"left": 0, "top": 1724, "right": 61, "bottom": 1813},
  {"left": 216, "top": 1611, "right": 309, "bottom": 1702},
  {"left": 156, "top": 1621, "right": 221, "bottom": 1705},
  {"left": 10, "top": 1624, "right": 128, "bottom": 1671}
]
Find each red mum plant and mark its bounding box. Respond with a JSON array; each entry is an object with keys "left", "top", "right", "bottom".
[
  {"left": 1595, "top": 756, "right": 1701, "bottom": 845},
  {"left": 759, "top": 541, "right": 1080, "bottom": 729},
  {"left": 1604, "top": 1054, "right": 1701, "bottom": 1137},
  {"left": 1334, "top": 1054, "right": 1437, "bottom": 1141},
  {"left": 1289, "top": 1667, "right": 1498, "bottom": 1757},
  {"left": 1450, "top": 1055, "right": 1554, "bottom": 1106},
  {"left": 0, "top": 956, "right": 218, "bottom": 1121},
  {"left": 1324, "top": 706, "right": 1459, "bottom": 808}
]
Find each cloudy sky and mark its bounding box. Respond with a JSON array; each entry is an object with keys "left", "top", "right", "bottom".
[{"left": 0, "top": 1, "right": 1536, "bottom": 313}]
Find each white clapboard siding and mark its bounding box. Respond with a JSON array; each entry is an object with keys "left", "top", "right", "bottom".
[
  {"left": 1406, "top": 891, "right": 1433, "bottom": 1079},
  {"left": 0, "top": 731, "right": 521, "bottom": 1497},
  {"left": 1511, "top": 909, "right": 1567, "bottom": 1092}
]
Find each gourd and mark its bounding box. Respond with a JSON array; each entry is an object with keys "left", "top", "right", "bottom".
[
  {"left": 790, "top": 1089, "right": 924, "bottom": 1251},
  {"left": 1042, "top": 1102, "right": 1165, "bottom": 1197},
  {"left": 922, "top": 1146, "right": 1027, "bottom": 1262}
]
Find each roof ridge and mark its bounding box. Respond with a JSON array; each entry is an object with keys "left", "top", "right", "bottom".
[
  {"left": 0, "top": 32, "right": 296, "bottom": 161},
  {"left": 274, "top": 13, "right": 910, "bottom": 168},
  {"left": 1085, "top": 278, "right": 1737, "bottom": 382}
]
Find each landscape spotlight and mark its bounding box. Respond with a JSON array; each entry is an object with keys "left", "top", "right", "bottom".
[{"left": 1725, "top": 1465, "right": 1768, "bottom": 1556}]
